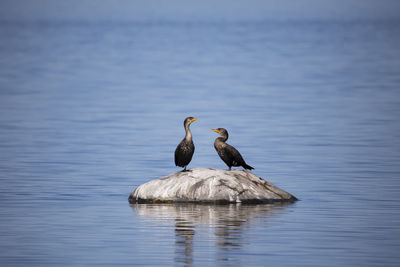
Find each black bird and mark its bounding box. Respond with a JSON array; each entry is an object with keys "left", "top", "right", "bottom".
[
  {"left": 211, "top": 128, "right": 254, "bottom": 170},
  {"left": 175, "top": 117, "right": 198, "bottom": 171}
]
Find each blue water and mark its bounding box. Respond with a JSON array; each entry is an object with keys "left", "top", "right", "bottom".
[{"left": 1, "top": 19, "right": 400, "bottom": 266}]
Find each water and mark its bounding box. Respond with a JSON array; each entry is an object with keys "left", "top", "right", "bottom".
[{"left": 0, "top": 19, "right": 400, "bottom": 266}]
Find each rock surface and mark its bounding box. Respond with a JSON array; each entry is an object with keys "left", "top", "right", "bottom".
[{"left": 129, "top": 168, "right": 297, "bottom": 204}]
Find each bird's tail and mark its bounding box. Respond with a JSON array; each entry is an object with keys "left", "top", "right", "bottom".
[{"left": 243, "top": 163, "right": 254, "bottom": 170}]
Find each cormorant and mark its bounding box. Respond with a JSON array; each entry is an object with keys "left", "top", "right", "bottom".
[
  {"left": 175, "top": 117, "right": 198, "bottom": 171},
  {"left": 211, "top": 128, "right": 254, "bottom": 170}
]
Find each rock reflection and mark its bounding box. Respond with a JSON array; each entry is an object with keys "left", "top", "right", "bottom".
[{"left": 131, "top": 203, "right": 293, "bottom": 266}]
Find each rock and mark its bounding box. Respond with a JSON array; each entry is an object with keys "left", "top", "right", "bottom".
[{"left": 129, "top": 168, "right": 297, "bottom": 204}]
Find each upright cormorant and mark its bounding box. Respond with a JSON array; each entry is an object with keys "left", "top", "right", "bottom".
[
  {"left": 211, "top": 128, "right": 254, "bottom": 170},
  {"left": 175, "top": 117, "right": 198, "bottom": 171}
]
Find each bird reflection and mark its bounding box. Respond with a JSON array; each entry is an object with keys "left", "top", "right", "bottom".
[
  {"left": 213, "top": 205, "right": 249, "bottom": 265},
  {"left": 174, "top": 218, "right": 195, "bottom": 267},
  {"left": 131, "top": 203, "right": 293, "bottom": 266}
]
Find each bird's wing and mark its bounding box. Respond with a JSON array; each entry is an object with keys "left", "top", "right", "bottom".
[{"left": 225, "top": 144, "right": 245, "bottom": 166}]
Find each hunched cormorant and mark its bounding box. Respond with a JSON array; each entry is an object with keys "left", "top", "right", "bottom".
[
  {"left": 175, "top": 117, "right": 198, "bottom": 171},
  {"left": 211, "top": 128, "right": 254, "bottom": 170}
]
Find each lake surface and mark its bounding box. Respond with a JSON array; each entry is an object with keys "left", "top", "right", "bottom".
[{"left": 0, "top": 19, "right": 400, "bottom": 266}]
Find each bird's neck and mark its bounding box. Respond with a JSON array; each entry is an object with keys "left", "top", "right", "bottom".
[
  {"left": 216, "top": 136, "right": 227, "bottom": 143},
  {"left": 184, "top": 125, "right": 192, "bottom": 141}
]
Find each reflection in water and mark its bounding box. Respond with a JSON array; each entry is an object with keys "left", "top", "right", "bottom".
[
  {"left": 132, "top": 203, "right": 293, "bottom": 266},
  {"left": 175, "top": 218, "right": 195, "bottom": 267},
  {"left": 214, "top": 205, "right": 248, "bottom": 265}
]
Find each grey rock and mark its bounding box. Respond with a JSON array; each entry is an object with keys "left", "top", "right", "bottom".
[{"left": 129, "top": 168, "right": 297, "bottom": 204}]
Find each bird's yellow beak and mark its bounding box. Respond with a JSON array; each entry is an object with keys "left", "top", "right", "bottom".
[
  {"left": 211, "top": 129, "right": 220, "bottom": 134},
  {"left": 190, "top": 118, "right": 198, "bottom": 123}
]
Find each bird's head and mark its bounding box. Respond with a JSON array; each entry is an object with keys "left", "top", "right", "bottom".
[
  {"left": 184, "top": 117, "right": 198, "bottom": 127},
  {"left": 211, "top": 128, "right": 228, "bottom": 137}
]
